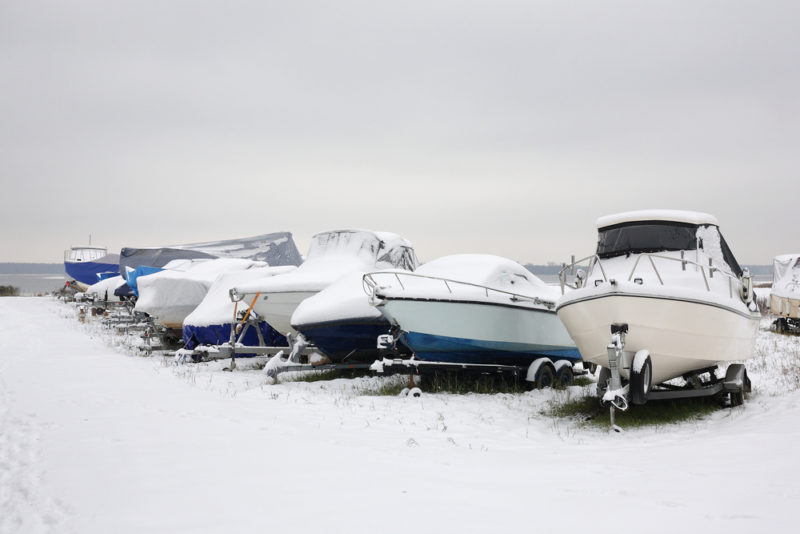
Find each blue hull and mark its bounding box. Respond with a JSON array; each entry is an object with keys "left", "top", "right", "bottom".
[
  {"left": 402, "top": 331, "right": 582, "bottom": 366},
  {"left": 64, "top": 259, "right": 120, "bottom": 286},
  {"left": 295, "top": 319, "right": 405, "bottom": 362},
  {"left": 182, "top": 321, "right": 288, "bottom": 356}
]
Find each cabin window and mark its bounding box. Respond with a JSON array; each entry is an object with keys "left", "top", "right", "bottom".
[{"left": 596, "top": 221, "right": 699, "bottom": 259}]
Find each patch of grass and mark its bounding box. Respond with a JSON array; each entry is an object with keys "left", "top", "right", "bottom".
[
  {"left": 571, "top": 375, "right": 594, "bottom": 387},
  {"left": 279, "top": 368, "right": 371, "bottom": 383},
  {"left": 543, "top": 390, "right": 725, "bottom": 428},
  {"left": 0, "top": 285, "right": 19, "bottom": 296},
  {"left": 419, "top": 370, "right": 531, "bottom": 394},
  {"left": 361, "top": 376, "right": 410, "bottom": 396}
]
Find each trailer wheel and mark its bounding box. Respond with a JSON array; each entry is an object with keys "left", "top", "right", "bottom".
[
  {"left": 555, "top": 365, "right": 573, "bottom": 389},
  {"left": 730, "top": 388, "right": 744, "bottom": 407},
  {"left": 533, "top": 363, "right": 555, "bottom": 389},
  {"left": 629, "top": 351, "right": 652, "bottom": 405}
]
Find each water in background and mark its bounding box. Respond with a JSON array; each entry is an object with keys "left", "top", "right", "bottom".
[{"left": 0, "top": 274, "right": 67, "bottom": 295}]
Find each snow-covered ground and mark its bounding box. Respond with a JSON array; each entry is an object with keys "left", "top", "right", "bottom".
[{"left": 1, "top": 297, "right": 799, "bottom": 533}]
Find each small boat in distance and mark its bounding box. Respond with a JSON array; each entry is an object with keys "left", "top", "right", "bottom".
[{"left": 64, "top": 243, "right": 120, "bottom": 290}]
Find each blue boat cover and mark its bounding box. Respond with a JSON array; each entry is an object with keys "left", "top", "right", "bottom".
[
  {"left": 124, "top": 266, "right": 163, "bottom": 297},
  {"left": 182, "top": 321, "right": 288, "bottom": 356}
]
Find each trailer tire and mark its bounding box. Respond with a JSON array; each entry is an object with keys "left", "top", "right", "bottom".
[
  {"left": 629, "top": 351, "right": 652, "bottom": 405},
  {"left": 555, "top": 365, "right": 573, "bottom": 389},
  {"left": 533, "top": 363, "right": 555, "bottom": 389}
]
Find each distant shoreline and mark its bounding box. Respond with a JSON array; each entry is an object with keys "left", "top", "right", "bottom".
[{"left": 0, "top": 263, "right": 66, "bottom": 275}]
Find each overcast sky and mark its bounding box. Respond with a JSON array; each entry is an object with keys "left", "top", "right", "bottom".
[{"left": 1, "top": 0, "right": 798, "bottom": 265}]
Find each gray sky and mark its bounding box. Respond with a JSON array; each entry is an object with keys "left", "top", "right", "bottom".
[{"left": 1, "top": 0, "right": 798, "bottom": 265}]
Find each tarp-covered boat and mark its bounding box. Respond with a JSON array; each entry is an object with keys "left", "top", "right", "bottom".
[
  {"left": 770, "top": 254, "right": 800, "bottom": 333},
  {"left": 183, "top": 265, "right": 297, "bottom": 350},
  {"left": 120, "top": 231, "right": 302, "bottom": 276},
  {"left": 232, "top": 230, "right": 418, "bottom": 336}
]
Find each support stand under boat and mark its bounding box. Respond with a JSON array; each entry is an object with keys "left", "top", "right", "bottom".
[{"left": 604, "top": 324, "right": 629, "bottom": 432}]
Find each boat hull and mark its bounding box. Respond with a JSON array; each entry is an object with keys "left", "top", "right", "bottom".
[
  {"left": 293, "top": 318, "right": 405, "bottom": 362},
  {"left": 557, "top": 291, "right": 759, "bottom": 384},
  {"left": 377, "top": 299, "right": 581, "bottom": 366},
  {"left": 64, "top": 254, "right": 120, "bottom": 289},
  {"left": 249, "top": 291, "right": 317, "bottom": 336},
  {"left": 182, "top": 321, "right": 288, "bottom": 353}
]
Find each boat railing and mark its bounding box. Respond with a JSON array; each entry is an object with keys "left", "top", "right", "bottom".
[
  {"left": 362, "top": 272, "right": 556, "bottom": 310},
  {"left": 558, "top": 252, "right": 747, "bottom": 301}
]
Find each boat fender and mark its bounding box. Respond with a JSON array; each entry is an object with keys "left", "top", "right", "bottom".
[
  {"left": 526, "top": 358, "right": 554, "bottom": 383},
  {"left": 740, "top": 268, "right": 754, "bottom": 305}
]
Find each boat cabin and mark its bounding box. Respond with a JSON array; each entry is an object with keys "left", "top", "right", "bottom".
[
  {"left": 64, "top": 246, "right": 108, "bottom": 263},
  {"left": 595, "top": 210, "right": 743, "bottom": 276}
]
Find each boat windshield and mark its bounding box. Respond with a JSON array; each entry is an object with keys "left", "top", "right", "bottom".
[
  {"left": 597, "top": 221, "right": 743, "bottom": 276},
  {"left": 597, "top": 222, "right": 699, "bottom": 259}
]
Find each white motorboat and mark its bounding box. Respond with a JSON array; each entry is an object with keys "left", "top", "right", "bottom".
[
  {"left": 363, "top": 254, "right": 581, "bottom": 375},
  {"left": 231, "top": 230, "right": 418, "bottom": 336},
  {"left": 556, "top": 210, "right": 759, "bottom": 407},
  {"left": 135, "top": 258, "right": 270, "bottom": 329},
  {"left": 770, "top": 253, "right": 800, "bottom": 333}
]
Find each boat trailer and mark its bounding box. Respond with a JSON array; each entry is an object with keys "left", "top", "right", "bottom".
[{"left": 601, "top": 323, "right": 751, "bottom": 432}]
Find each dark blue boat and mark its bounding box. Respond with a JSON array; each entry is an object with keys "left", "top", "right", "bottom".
[{"left": 63, "top": 246, "right": 120, "bottom": 289}]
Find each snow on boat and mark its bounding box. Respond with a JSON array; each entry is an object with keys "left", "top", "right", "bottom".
[
  {"left": 290, "top": 270, "right": 414, "bottom": 362},
  {"left": 231, "top": 230, "right": 418, "bottom": 337},
  {"left": 770, "top": 254, "right": 800, "bottom": 333},
  {"left": 84, "top": 275, "right": 128, "bottom": 303},
  {"left": 64, "top": 245, "right": 120, "bottom": 290},
  {"left": 134, "top": 258, "right": 268, "bottom": 330},
  {"left": 182, "top": 265, "right": 297, "bottom": 350},
  {"left": 363, "top": 254, "right": 581, "bottom": 367},
  {"left": 119, "top": 231, "right": 302, "bottom": 281},
  {"left": 555, "top": 209, "right": 759, "bottom": 409}
]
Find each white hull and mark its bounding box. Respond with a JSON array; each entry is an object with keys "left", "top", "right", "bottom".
[
  {"left": 557, "top": 289, "right": 759, "bottom": 384},
  {"left": 381, "top": 299, "right": 575, "bottom": 350},
  {"left": 249, "top": 291, "right": 317, "bottom": 336}
]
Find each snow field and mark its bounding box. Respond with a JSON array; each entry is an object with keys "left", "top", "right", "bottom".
[{"left": 1, "top": 297, "right": 799, "bottom": 533}]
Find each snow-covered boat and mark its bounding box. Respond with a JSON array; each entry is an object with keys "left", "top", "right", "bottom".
[
  {"left": 363, "top": 254, "right": 581, "bottom": 369},
  {"left": 290, "top": 270, "right": 413, "bottom": 362},
  {"left": 182, "top": 265, "right": 297, "bottom": 350},
  {"left": 134, "top": 258, "right": 269, "bottom": 330},
  {"left": 555, "top": 210, "right": 759, "bottom": 408},
  {"left": 770, "top": 254, "right": 800, "bottom": 333},
  {"left": 231, "top": 230, "right": 418, "bottom": 337},
  {"left": 84, "top": 275, "right": 128, "bottom": 303},
  {"left": 64, "top": 245, "right": 120, "bottom": 289}
]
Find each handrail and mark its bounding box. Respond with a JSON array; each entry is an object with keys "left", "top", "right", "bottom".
[
  {"left": 362, "top": 272, "right": 556, "bottom": 310},
  {"left": 558, "top": 251, "right": 745, "bottom": 299}
]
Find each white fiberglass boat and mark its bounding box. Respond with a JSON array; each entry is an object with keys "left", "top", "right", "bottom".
[
  {"left": 556, "top": 210, "right": 759, "bottom": 406},
  {"left": 364, "top": 254, "right": 581, "bottom": 371},
  {"left": 231, "top": 230, "right": 418, "bottom": 336}
]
